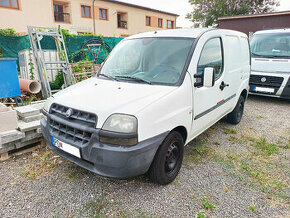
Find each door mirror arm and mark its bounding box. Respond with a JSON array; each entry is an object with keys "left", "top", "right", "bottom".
[{"left": 194, "top": 73, "right": 203, "bottom": 87}]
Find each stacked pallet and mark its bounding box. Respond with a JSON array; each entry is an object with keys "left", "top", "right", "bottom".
[{"left": 0, "top": 103, "right": 45, "bottom": 161}]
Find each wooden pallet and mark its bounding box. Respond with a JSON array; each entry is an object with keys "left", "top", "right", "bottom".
[{"left": 0, "top": 138, "right": 46, "bottom": 162}]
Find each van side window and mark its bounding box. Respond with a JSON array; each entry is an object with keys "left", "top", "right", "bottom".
[{"left": 197, "top": 38, "right": 223, "bottom": 80}]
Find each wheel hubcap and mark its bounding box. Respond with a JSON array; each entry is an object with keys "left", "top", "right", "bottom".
[{"left": 165, "top": 142, "right": 179, "bottom": 173}]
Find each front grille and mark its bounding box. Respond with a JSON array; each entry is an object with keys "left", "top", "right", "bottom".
[
  {"left": 50, "top": 104, "right": 97, "bottom": 126},
  {"left": 250, "top": 75, "right": 284, "bottom": 88},
  {"left": 49, "top": 119, "right": 92, "bottom": 145},
  {"left": 48, "top": 104, "right": 97, "bottom": 146}
]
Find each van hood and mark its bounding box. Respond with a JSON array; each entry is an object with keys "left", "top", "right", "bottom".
[
  {"left": 52, "top": 77, "right": 177, "bottom": 128},
  {"left": 251, "top": 57, "right": 290, "bottom": 73}
]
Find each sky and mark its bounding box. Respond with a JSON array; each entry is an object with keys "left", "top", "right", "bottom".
[{"left": 118, "top": 0, "right": 290, "bottom": 28}]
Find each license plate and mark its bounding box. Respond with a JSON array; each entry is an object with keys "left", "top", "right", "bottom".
[
  {"left": 254, "top": 87, "right": 275, "bottom": 93},
  {"left": 51, "top": 136, "right": 81, "bottom": 158}
]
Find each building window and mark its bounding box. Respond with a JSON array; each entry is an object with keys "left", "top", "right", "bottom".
[
  {"left": 0, "top": 0, "right": 19, "bottom": 9},
  {"left": 167, "top": 20, "right": 174, "bottom": 29},
  {"left": 81, "top": 5, "right": 91, "bottom": 18},
  {"left": 99, "top": 8, "right": 108, "bottom": 20},
  {"left": 117, "top": 12, "right": 127, "bottom": 29},
  {"left": 146, "top": 16, "right": 151, "bottom": 26},
  {"left": 158, "top": 18, "right": 163, "bottom": 28},
  {"left": 53, "top": 1, "right": 71, "bottom": 23}
]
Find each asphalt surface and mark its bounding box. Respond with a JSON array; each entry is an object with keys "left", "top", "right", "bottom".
[{"left": 0, "top": 95, "right": 289, "bottom": 218}]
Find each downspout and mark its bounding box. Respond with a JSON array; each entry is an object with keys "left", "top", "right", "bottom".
[{"left": 92, "top": 0, "right": 96, "bottom": 34}]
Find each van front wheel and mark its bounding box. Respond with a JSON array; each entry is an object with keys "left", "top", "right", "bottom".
[
  {"left": 148, "top": 131, "right": 184, "bottom": 185},
  {"left": 227, "top": 95, "right": 245, "bottom": 124}
]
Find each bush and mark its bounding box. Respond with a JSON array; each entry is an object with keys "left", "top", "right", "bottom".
[
  {"left": 49, "top": 71, "right": 64, "bottom": 90},
  {"left": 0, "top": 28, "right": 17, "bottom": 36}
]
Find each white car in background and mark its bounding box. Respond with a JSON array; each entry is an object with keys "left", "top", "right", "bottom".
[
  {"left": 41, "top": 28, "right": 250, "bottom": 185},
  {"left": 250, "top": 28, "right": 290, "bottom": 99}
]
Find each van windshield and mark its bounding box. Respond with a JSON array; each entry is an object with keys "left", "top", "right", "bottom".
[
  {"left": 250, "top": 33, "right": 290, "bottom": 59},
  {"left": 98, "top": 37, "right": 195, "bottom": 85}
]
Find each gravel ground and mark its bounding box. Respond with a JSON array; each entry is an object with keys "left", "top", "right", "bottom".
[{"left": 0, "top": 95, "right": 289, "bottom": 218}]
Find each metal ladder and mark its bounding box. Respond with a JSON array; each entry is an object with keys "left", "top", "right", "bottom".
[{"left": 27, "top": 26, "right": 75, "bottom": 99}]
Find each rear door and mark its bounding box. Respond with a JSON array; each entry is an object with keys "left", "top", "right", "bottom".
[{"left": 190, "top": 32, "right": 228, "bottom": 138}]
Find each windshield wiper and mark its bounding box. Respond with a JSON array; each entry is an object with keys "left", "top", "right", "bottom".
[
  {"left": 115, "top": 75, "right": 152, "bottom": 84},
  {"left": 98, "top": 73, "right": 118, "bottom": 81}
]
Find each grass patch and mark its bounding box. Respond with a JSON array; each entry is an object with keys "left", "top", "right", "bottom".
[
  {"left": 201, "top": 196, "right": 216, "bottom": 211},
  {"left": 223, "top": 186, "right": 229, "bottom": 193},
  {"left": 250, "top": 138, "right": 278, "bottom": 156},
  {"left": 213, "top": 141, "right": 220, "bottom": 145},
  {"left": 214, "top": 150, "right": 288, "bottom": 203},
  {"left": 82, "top": 196, "right": 108, "bottom": 217},
  {"left": 228, "top": 136, "right": 244, "bottom": 144},
  {"left": 256, "top": 115, "right": 265, "bottom": 119},
  {"left": 184, "top": 138, "right": 213, "bottom": 163},
  {"left": 196, "top": 211, "right": 207, "bottom": 218},
  {"left": 249, "top": 205, "right": 256, "bottom": 212},
  {"left": 19, "top": 148, "right": 58, "bottom": 180},
  {"left": 81, "top": 195, "right": 155, "bottom": 217},
  {"left": 223, "top": 128, "right": 237, "bottom": 135}
]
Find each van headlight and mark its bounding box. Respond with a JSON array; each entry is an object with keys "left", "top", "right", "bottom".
[
  {"left": 42, "top": 97, "right": 54, "bottom": 121},
  {"left": 100, "top": 114, "right": 138, "bottom": 146},
  {"left": 43, "top": 97, "right": 54, "bottom": 112}
]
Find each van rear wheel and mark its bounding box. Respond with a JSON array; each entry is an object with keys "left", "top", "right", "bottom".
[
  {"left": 148, "top": 131, "right": 184, "bottom": 185},
  {"left": 227, "top": 95, "right": 245, "bottom": 124}
]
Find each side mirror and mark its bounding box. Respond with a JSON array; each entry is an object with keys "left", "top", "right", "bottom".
[
  {"left": 203, "top": 67, "right": 215, "bottom": 87},
  {"left": 194, "top": 67, "right": 215, "bottom": 88}
]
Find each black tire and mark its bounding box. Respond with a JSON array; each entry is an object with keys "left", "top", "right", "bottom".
[
  {"left": 148, "top": 131, "right": 184, "bottom": 185},
  {"left": 227, "top": 95, "right": 245, "bottom": 124}
]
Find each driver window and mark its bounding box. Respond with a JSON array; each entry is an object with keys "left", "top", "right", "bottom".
[{"left": 197, "top": 38, "right": 223, "bottom": 80}]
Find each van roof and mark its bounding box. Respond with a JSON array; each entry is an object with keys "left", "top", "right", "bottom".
[
  {"left": 127, "top": 28, "right": 246, "bottom": 39},
  {"left": 254, "top": 28, "right": 290, "bottom": 35}
]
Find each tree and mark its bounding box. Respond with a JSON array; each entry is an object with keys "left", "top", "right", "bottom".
[{"left": 186, "top": 0, "right": 280, "bottom": 27}]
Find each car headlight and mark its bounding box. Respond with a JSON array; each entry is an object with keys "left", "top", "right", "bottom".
[
  {"left": 100, "top": 114, "right": 138, "bottom": 146},
  {"left": 43, "top": 96, "right": 54, "bottom": 112}
]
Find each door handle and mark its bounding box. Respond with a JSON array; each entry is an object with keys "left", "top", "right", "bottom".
[{"left": 220, "top": 81, "right": 229, "bottom": 91}]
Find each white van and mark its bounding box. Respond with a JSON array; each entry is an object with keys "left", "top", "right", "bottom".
[
  {"left": 250, "top": 28, "right": 290, "bottom": 99},
  {"left": 41, "top": 28, "right": 250, "bottom": 185}
]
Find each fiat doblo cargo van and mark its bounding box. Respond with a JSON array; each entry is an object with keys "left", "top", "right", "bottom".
[
  {"left": 41, "top": 28, "right": 250, "bottom": 185},
  {"left": 250, "top": 28, "right": 290, "bottom": 99}
]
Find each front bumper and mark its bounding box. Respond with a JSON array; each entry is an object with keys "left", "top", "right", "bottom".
[
  {"left": 41, "top": 118, "right": 168, "bottom": 178},
  {"left": 249, "top": 71, "right": 290, "bottom": 99}
]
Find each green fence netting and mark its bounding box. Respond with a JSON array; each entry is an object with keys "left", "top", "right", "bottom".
[{"left": 0, "top": 34, "right": 123, "bottom": 62}]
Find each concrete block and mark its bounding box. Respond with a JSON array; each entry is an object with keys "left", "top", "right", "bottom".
[
  {"left": 20, "top": 130, "right": 42, "bottom": 142},
  {"left": 0, "top": 104, "right": 9, "bottom": 112},
  {"left": 15, "top": 137, "right": 43, "bottom": 149},
  {"left": 0, "top": 107, "right": 18, "bottom": 132},
  {"left": 0, "top": 130, "right": 25, "bottom": 145},
  {"left": 0, "top": 141, "right": 16, "bottom": 153},
  {"left": 30, "top": 103, "right": 44, "bottom": 111},
  {"left": 22, "top": 114, "right": 43, "bottom": 123},
  {"left": 18, "top": 120, "right": 41, "bottom": 132},
  {"left": 14, "top": 105, "right": 40, "bottom": 118}
]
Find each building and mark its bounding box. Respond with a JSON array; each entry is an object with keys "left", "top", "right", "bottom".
[
  {"left": 0, "top": 0, "right": 178, "bottom": 37},
  {"left": 218, "top": 11, "right": 290, "bottom": 36}
]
